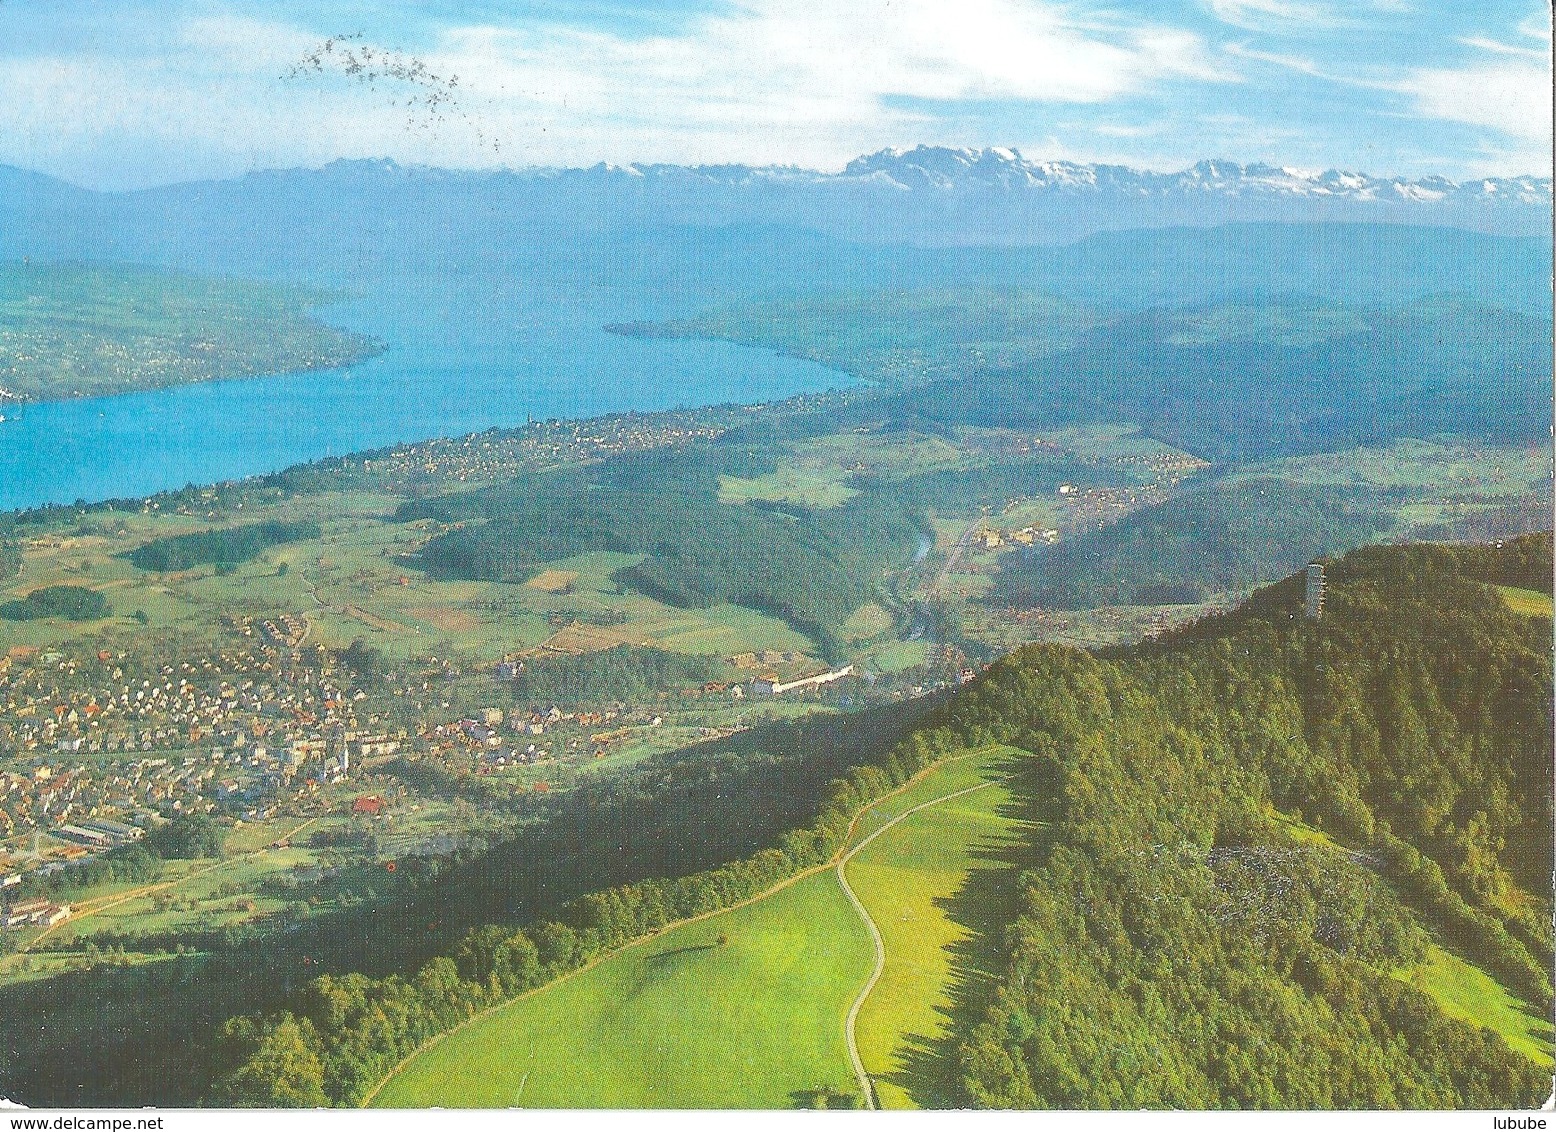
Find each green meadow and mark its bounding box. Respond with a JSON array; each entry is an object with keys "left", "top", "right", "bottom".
[
  {"left": 1399, "top": 945, "right": 1554, "bottom": 1069},
  {"left": 1496, "top": 585, "right": 1553, "bottom": 619},
  {"left": 846, "top": 746, "right": 1033, "bottom": 1108},
  {"left": 372, "top": 745, "right": 1028, "bottom": 1109},
  {"left": 371, "top": 871, "right": 872, "bottom": 1108}
]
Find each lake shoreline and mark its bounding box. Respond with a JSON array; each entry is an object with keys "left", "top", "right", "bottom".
[
  {"left": 0, "top": 375, "right": 867, "bottom": 521},
  {"left": 0, "top": 311, "right": 860, "bottom": 513}
]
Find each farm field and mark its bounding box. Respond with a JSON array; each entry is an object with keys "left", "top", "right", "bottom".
[
  {"left": 373, "top": 745, "right": 1026, "bottom": 1109},
  {"left": 1243, "top": 438, "right": 1551, "bottom": 495},
  {"left": 0, "top": 418, "right": 1221, "bottom": 675},
  {"left": 0, "top": 502, "right": 816, "bottom": 664},
  {"left": 371, "top": 870, "right": 873, "bottom": 1108},
  {"left": 717, "top": 429, "right": 970, "bottom": 510},
  {"left": 1231, "top": 440, "right": 1554, "bottom": 548}
]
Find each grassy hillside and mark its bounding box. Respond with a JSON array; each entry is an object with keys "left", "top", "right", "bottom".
[
  {"left": 374, "top": 743, "right": 1026, "bottom": 1109},
  {"left": 1497, "top": 585, "right": 1553, "bottom": 619},
  {"left": 0, "top": 701, "right": 932, "bottom": 1108},
  {"left": 0, "top": 262, "right": 379, "bottom": 402},
  {"left": 846, "top": 745, "right": 1036, "bottom": 1109},
  {"left": 373, "top": 871, "right": 871, "bottom": 1108},
  {"left": 1399, "top": 945, "right": 1553, "bottom": 1068}
]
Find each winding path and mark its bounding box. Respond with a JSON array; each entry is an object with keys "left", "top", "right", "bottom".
[
  {"left": 362, "top": 747, "right": 1001, "bottom": 1109},
  {"left": 835, "top": 779, "right": 996, "bottom": 1110}
]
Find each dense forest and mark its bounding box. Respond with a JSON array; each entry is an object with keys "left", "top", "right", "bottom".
[
  {"left": 632, "top": 293, "right": 1554, "bottom": 463},
  {"left": 996, "top": 478, "right": 1399, "bottom": 607},
  {"left": 0, "top": 584, "right": 109, "bottom": 621},
  {"left": 949, "top": 534, "right": 1552, "bottom": 1106},
  {"left": 401, "top": 434, "right": 1138, "bottom": 658},
  {"left": 610, "top": 287, "right": 1106, "bottom": 388},
  {"left": 514, "top": 645, "right": 726, "bottom": 704},
  {"left": 126, "top": 520, "right": 322, "bottom": 572},
  {"left": 199, "top": 534, "right": 1552, "bottom": 1109}
]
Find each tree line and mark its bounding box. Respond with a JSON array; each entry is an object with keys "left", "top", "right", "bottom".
[
  {"left": 948, "top": 534, "right": 1552, "bottom": 1108},
  {"left": 212, "top": 710, "right": 970, "bottom": 1105},
  {"left": 125, "top": 520, "right": 321, "bottom": 572}
]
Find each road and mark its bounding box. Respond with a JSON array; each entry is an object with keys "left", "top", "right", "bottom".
[
  {"left": 928, "top": 519, "right": 986, "bottom": 596},
  {"left": 835, "top": 778, "right": 997, "bottom": 1110},
  {"left": 18, "top": 814, "right": 324, "bottom": 953}
]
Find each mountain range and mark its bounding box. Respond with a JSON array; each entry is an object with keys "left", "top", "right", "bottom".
[{"left": 1, "top": 146, "right": 1549, "bottom": 259}]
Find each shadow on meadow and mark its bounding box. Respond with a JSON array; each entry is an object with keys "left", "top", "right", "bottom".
[{"left": 886, "top": 747, "right": 1063, "bottom": 1109}]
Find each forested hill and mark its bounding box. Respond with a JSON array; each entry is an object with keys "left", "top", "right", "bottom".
[
  {"left": 625, "top": 294, "right": 1553, "bottom": 463},
  {"left": 202, "top": 534, "right": 1553, "bottom": 1109},
  {"left": 936, "top": 532, "right": 1553, "bottom": 1107}
]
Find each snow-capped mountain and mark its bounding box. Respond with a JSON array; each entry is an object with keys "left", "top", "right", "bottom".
[
  {"left": 1, "top": 146, "right": 1548, "bottom": 264},
  {"left": 835, "top": 146, "right": 1550, "bottom": 207}
]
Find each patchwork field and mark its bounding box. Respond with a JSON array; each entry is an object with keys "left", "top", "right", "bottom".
[
  {"left": 0, "top": 421, "right": 1223, "bottom": 678},
  {"left": 717, "top": 430, "right": 969, "bottom": 510},
  {"left": 1, "top": 506, "right": 816, "bottom": 665}
]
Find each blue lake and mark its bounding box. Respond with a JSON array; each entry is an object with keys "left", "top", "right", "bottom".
[{"left": 0, "top": 285, "right": 854, "bottom": 512}]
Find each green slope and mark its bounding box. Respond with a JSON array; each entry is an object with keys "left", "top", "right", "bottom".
[
  {"left": 372, "top": 871, "right": 872, "bottom": 1108},
  {"left": 374, "top": 746, "right": 1016, "bottom": 1109},
  {"left": 1399, "top": 945, "right": 1555, "bottom": 1069},
  {"left": 1496, "top": 585, "right": 1554, "bottom": 618},
  {"left": 845, "top": 746, "right": 1036, "bottom": 1108}
]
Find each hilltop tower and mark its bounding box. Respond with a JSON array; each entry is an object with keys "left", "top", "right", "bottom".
[{"left": 1304, "top": 562, "right": 1326, "bottom": 619}]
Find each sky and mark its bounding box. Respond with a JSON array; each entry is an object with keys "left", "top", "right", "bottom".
[{"left": 0, "top": 0, "right": 1549, "bottom": 189}]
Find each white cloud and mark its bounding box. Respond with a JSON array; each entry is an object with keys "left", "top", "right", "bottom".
[
  {"left": 1205, "top": 0, "right": 1345, "bottom": 32},
  {"left": 1516, "top": 12, "right": 1552, "bottom": 41},
  {"left": 0, "top": 1, "right": 1546, "bottom": 185},
  {"left": 1222, "top": 41, "right": 1334, "bottom": 78},
  {"left": 1204, "top": 0, "right": 1421, "bottom": 32},
  {"left": 1397, "top": 58, "right": 1552, "bottom": 143},
  {"left": 1457, "top": 34, "right": 1547, "bottom": 59},
  {"left": 0, "top": 1, "right": 1234, "bottom": 182},
  {"left": 423, "top": 0, "right": 1234, "bottom": 163},
  {"left": 1396, "top": 17, "right": 1551, "bottom": 148}
]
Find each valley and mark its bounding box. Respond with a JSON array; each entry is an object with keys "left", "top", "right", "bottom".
[{"left": 0, "top": 215, "right": 1549, "bottom": 1111}]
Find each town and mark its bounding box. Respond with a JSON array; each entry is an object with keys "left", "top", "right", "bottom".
[{"left": 0, "top": 617, "right": 930, "bottom": 924}]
